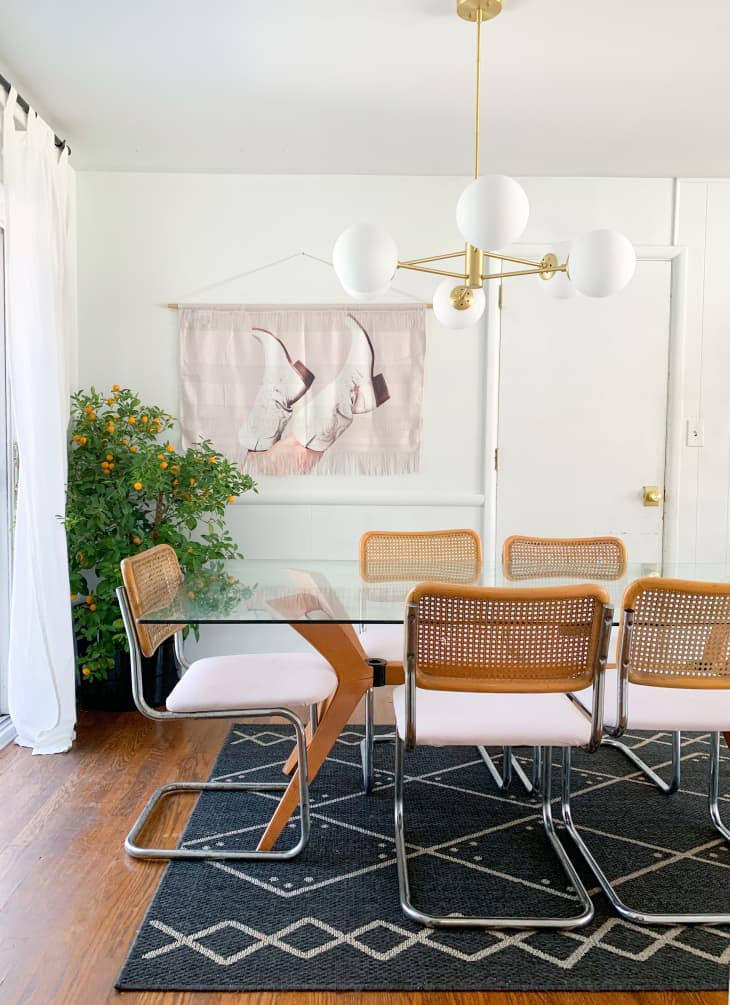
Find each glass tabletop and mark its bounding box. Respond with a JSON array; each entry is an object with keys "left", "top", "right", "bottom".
[{"left": 138, "top": 559, "right": 730, "bottom": 625}]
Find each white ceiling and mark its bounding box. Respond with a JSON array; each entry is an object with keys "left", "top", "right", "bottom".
[{"left": 0, "top": 0, "right": 728, "bottom": 177}]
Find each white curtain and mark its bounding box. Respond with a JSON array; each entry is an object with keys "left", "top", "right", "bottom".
[{"left": 2, "top": 90, "right": 77, "bottom": 753}]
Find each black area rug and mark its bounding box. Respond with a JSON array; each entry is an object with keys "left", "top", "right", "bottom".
[{"left": 117, "top": 726, "right": 730, "bottom": 991}]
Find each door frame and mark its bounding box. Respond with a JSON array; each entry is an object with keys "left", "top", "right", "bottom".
[{"left": 482, "top": 245, "right": 688, "bottom": 565}]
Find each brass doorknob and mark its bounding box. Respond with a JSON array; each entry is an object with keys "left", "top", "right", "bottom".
[{"left": 642, "top": 485, "right": 662, "bottom": 506}]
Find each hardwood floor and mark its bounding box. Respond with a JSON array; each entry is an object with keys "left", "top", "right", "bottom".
[{"left": 0, "top": 709, "right": 724, "bottom": 1005}]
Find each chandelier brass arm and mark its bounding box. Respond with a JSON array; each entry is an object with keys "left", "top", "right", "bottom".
[
  {"left": 398, "top": 251, "right": 466, "bottom": 267},
  {"left": 483, "top": 264, "right": 567, "bottom": 281},
  {"left": 482, "top": 250, "right": 555, "bottom": 268},
  {"left": 398, "top": 263, "right": 471, "bottom": 280},
  {"left": 398, "top": 251, "right": 567, "bottom": 283}
]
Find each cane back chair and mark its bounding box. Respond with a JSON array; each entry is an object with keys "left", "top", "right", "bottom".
[
  {"left": 394, "top": 581, "right": 613, "bottom": 928},
  {"left": 116, "top": 544, "right": 337, "bottom": 861},
  {"left": 498, "top": 535, "right": 628, "bottom": 792},
  {"left": 357, "top": 529, "right": 483, "bottom": 791},
  {"left": 566, "top": 577, "right": 730, "bottom": 924}
]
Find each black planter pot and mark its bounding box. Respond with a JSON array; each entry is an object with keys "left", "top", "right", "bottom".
[{"left": 76, "top": 638, "right": 179, "bottom": 712}]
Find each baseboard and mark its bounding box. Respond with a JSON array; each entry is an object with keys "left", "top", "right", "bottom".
[{"left": 0, "top": 714, "right": 16, "bottom": 750}]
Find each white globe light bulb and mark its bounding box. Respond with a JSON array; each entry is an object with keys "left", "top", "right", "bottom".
[
  {"left": 567, "top": 229, "right": 636, "bottom": 298},
  {"left": 333, "top": 223, "right": 398, "bottom": 297},
  {"left": 456, "top": 174, "right": 529, "bottom": 251},
  {"left": 432, "top": 279, "right": 486, "bottom": 330}
]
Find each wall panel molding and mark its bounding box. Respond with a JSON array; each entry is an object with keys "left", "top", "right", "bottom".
[{"left": 235, "top": 491, "right": 485, "bottom": 507}]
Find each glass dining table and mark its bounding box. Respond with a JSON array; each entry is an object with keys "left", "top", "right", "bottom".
[{"left": 140, "top": 558, "right": 730, "bottom": 851}]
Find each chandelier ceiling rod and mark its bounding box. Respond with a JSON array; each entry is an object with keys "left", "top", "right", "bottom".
[{"left": 473, "top": 6, "right": 482, "bottom": 181}]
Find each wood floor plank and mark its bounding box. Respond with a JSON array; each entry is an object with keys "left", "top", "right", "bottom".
[{"left": 0, "top": 709, "right": 725, "bottom": 1005}]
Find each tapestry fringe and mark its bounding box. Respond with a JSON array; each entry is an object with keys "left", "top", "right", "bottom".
[{"left": 242, "top": 449, "right": 421, "bottom": 478}]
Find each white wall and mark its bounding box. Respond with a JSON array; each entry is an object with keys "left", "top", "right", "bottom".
[
  {"left": 77, "top": 174, "right": 491, "bottom": 562},
  {"left": 78, "top": 171, "right": 729, "bottom": 653},
  {"left": 76, "top": 172, "right": 673, "bottom": 548}
]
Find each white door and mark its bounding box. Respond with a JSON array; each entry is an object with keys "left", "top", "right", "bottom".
[{"left": 495, "top": 256, "right": 672, "bottom": 564}]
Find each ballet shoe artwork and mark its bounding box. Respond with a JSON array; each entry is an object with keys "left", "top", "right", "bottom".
[
  {"left": 178, "top": 305, "right": 425, "bottom": 476},
  {"left": 239, "top": 328, "right": 314, "bottom": 451},
  {"left": 287, "top": 314, "right": 390, "bottom": 453}
]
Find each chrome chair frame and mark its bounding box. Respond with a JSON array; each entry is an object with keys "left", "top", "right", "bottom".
[
  {"left": 562, "top": 737, "right": 730, "bottom": 924},
  {"left": 361, "top": 687, "right": 393, "bottom": 792},
  {"left": 565, "top": 588, "right": 730, "bottom": 924},
  {"left": 395, "top": 741, "right": 592, "bottom": 929},
  {"left": 602, "top": 610, "right": 681, "bottom": 792},
  {"left": 117, "top": 584, "right": 311, "bottom": 861},
  {"left": 476, "top": 744, "right": 538, "bottom": 794},
  {"left": 393, "top": 592, "right": 613, "bottom": 929}
]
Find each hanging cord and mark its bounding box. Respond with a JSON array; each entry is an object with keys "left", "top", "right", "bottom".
[{"left": 167, "top": 251, "right": 427, "bottom": 307}]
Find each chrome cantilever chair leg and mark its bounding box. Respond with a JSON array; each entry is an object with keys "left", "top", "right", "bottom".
[
  {"left": 360, "top": 658, "right": 393, "bottom": 793},
  {"left": 125, "top": 707, "right": 311, "bottom": 861},
  {"left": 709, "top": 731, "right": 730, "bottom": 843},
  {"left": 572, "top": 690, "right": 682, "bottom": 794},
  {"left": 560, "top": 739, "right": 730, "bottom": 924},
  {"left": 477, "top": 745, "right": 536, "bottom": 794},
  {"left": 363, "top": 697, "right": 536, "bottom": 797},
  {"left": 361, "top": 687, "right": 395, "bottom": 792},
  {"left": 394, "top": 739, "right": 594, "bottom": 929},
  {"left": 601, "top": 730, "right": 682, "bottom": 794}
]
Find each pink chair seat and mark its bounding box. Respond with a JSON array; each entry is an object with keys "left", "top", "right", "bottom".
[
  {"left": 166, "top": 652, "right": 337, "bottom": 714},
  {"left": 606, "top": 675, "right": 730, "bottom": 732},
  {"left": 393, "top": 685, "right": 593, "bottom": 747}
]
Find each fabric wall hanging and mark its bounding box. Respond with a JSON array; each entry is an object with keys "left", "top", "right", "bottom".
[{"left": 179, "top": 304, "right": 426, "bottom": 476}]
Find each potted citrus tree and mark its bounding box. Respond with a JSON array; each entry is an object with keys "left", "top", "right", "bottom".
[{"left": 66, "top": 384, "right": 256, "bottom": 709}]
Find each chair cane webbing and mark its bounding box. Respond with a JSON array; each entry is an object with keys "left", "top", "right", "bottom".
[
  {"left": 407, "top": 583, "right": 609, "bottom": 694},
  {"left": 502, "top": 535, "right": 627, "bottom": 581},
  {"left": 360, "top": 529, "right": 482, "bottom": 584},
  {"left": 120, "top": 543, "right": 183, "bottom": 658},
  {"left": 622, "top": 578, "right": 730, "bottom": 689}
]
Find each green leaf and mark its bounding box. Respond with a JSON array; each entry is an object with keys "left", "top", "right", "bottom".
[{"left": 66, "top": 382, "right": 257, "bottom": 681}]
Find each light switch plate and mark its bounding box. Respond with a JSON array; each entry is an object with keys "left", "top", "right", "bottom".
[{"left": 686, "top": 419, "right": 704, "bottom": 447}]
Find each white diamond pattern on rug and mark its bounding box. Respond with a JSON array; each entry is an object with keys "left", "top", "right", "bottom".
[{"left": 117, "top": 727, "right": 730, "bottom": 992}]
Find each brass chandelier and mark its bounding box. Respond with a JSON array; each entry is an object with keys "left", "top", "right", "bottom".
[{"left": 332, "top": 0, "right": 636, "bottom": 328}]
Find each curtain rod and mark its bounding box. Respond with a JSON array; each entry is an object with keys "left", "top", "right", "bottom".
[{"left": 0, "top": 72, "right": 70, "bottom": 153}]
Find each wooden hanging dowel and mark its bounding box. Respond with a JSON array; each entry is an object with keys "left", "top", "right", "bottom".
[{"left": 166, "top": 302, "right": 433, "bottom": 310}]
